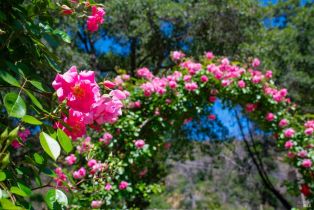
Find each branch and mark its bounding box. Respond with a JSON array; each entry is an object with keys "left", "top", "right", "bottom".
[{"left": 235, "top": 110, "right": 292, "bottom": 209}]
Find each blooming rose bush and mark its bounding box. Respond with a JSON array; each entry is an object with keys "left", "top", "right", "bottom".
[
  {"left": 1, "top": 1, "right": 314, "bottom": 208},
  {"left": 45, "top": 51, "right": 314, "bottom": 209}
]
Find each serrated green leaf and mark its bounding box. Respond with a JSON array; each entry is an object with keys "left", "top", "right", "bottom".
[
  {"left": 39, "top": 132, "right": 61, "bottom": 161},
  {"left": 0, "top": 71, "right": 20, "bottom": 87},
  {"left": 57, "top": 129, "right": 73, "bottom": 154},
  {"left": 3, "top": 92, "right": 26, "bottom": 118},
  {"left": 22, "top": 115, "right": 42, "bottom": 125}
]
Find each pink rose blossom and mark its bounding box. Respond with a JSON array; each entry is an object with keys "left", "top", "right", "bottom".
[
  {"left": 103, "top": 80, "right": 116, "bottom": 89},
  {"left": 284, "top": 140, "right": 294, "bottom": 149},
  {"left": 134, "top": 100, "right": 141, "bottom": 108},
  {"left": 265, "top": 70, "right": 273, "bottom": 79},
  {"left": 171, "top": 51, "right": 185, "bottom": 61},
  {"left": 137, "top": 67, "right": 154, "bottom": 80},
  {"left": 184, "top": 82, "right": 198, "bottom": 91},
  {"left": 52, "top": 67, "right": 100, "bottom": 113},
  {"left": 119, "top": 181, "right": 129, "bottom": 190},
  {"left": 65, "top": 154, "right": 77, "bottom": 165},
  {"left": 245, "top": 103, "right": 257, "bottom": 113},
  {"left": 183, "top": 75, "right": 192, "bottom": 82},
  {"left": 305, "top": 128, "right": 313, "bottom": 136},
  {"left": 284, "top": 128, "right": 295, "bottom": 138},
  {"left": 279, "top": 119, "right": 288, "bottom": 127},
  {"left": 252, "top": 58, "right": 260, "bottom": 68},
  {"left": 105, "top": 183, "right": 112, "bottom": 191},
  {"left": 200, "top": 75, "right": 208, "bottom": 83},
  {"left": 298, "top": 150, "right": 308, "bottom": 158},
  {"left": 238, "top": 80, "right": 246, "bottom": 88},
  {"left": 73, "top": 167, "right": 86, "bottom": 179},
  {"left": 91, "top": 95, "right": 123, "bottom": 124},
  {"left": 54, "top": 167, "right": 67, "bottom": 187},
  {"left": 265, "top": 113, "right": 275, "bottom": 122},
  {"left": 169, "top": 81, "right": 177, "bottom": 89},
  {"left": 302, "top": 159, "right": 312, "bottom": 168},
  {"left": 205, "top": 51, "right": 214, "bottom": 60},
  {"left": 87, "top": 159, "right": 97, "bottom": 168},
  {"left": 87, "top": 6, "right": 105, "bottom": 32},
  {"left": 91, "top": 200, "right": 103, "bottom": 209},
  {"left": 135, "top": 139, "right": 145, "bottom": 149},
  {"left": 99, "top": 132, "right": 113, "bottom": 145}
]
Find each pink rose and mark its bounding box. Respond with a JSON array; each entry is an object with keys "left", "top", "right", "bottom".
[
  {"left": 252, "top": 58, "right": 260, "bottom": 68},
  {"left": 302, "top": 159, "right": 312, "bottom": 168},
  {"left": 284, "top": 128, "right": 295, "bottom": 138},
  {"left": 205, "top": 51, "right": 214, "bottom": 60},
  {"left": 65, "top": 154, "right": 77, "bottom": 165},
  {"left": 135, "top": 140, "right": 145, "bottom": 149},
  {"left": 279, "top": 119, "right": 288, "bottom": 127},
  {"left": 305, "top": 128, "right": 313, "bottom": 136},
  {"left": 119, "top": 181, "right": 129, "bottom": 190},
  {"left": 284, "top": 140, "right": 294, "bottom": 149},
  {"left": 91, "top": 200, "right": 103, "bottom": 208},
  {"left": 265, "top": 113, "right": 275, "bottom": 122},
  {"left": 238, "top": 80, "right": 246, "bottom": 88},
  {"left": 200, "top": 75, "right": 208, "bottom": 83},
  {"left": 105, "top": 183, "right": 112, "bottom": 191}
]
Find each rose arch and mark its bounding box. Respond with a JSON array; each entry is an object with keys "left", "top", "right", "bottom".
[{"left": 49, "top": 52, "right": 314, "bottom": 209}]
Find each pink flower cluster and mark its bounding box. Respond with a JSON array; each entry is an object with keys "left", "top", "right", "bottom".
[
  {"left": 54, "top": 167, "right": 67, "bottom": 187},
  {"left": 304, "top": 120, "right": 314, "bottom": 136},
  {"left": 181, "top": 61, "right": 202, "bottom": 75},
  {"left": 264, "top": 86, "right": 288, "bottom": 103},
  {"left": 11, "top": 129, "right": 31, "bottom": 149},
  {"left": 137, "top": 67, "right": 154, "bottom": 80},
  {"left": 207, "top": 59, "right": 245, "bottom": 86},
  {"left": 52, "top": 66, "right": 126, "bottom": 140},
  {"left": 171, "top": 51, "right": 185, "bottom": 61},
  {"left": 73, "top": 167, "right": 86, "bottom": 179},
  {"left": 65, "top": 154, "right": 77, "bottom": 165},
  {"left": 99, "top": 132, "right": 113, "bottom": 145},
  {"left": 87, "top": 6, "right": 105, "bottom": 32}
]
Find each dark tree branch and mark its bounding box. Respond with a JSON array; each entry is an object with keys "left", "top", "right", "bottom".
[{"left": 235, "top": 111, "right": 292, "bottom": 209}]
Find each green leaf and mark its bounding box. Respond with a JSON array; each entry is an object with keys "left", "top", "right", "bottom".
[
  {"left": 0, "top": 71, "right": 20, "bottom": 87},
  {"left": 24, "top": 90, "right": 44, "bottom": 110},
  {"left": 17, "top": 182, "right": 32, "bottom": 196},
  {"left": 29, "top": 80, "right": 47, "bottom": 92},
  {"left": 45, "top": 189, "right": 68, "bottom": 210},
  {"left": 0, "top": 171, "right": 6, "bottom": 181},
  {"left": 10, "top": 186, "right": 27, "bottom": 197},
  {"left": 33, "top": 153, "right": 44, "bottom": 165},
  {"left": 57, "top": 129, "right": 73, "bottom": 154},
  {"left": 3, "top": 92, "right": 26, "bottom": 118},
  {"left": 39, "top": 132, "right": 61, "bottom": 161},
  {"left": 0, "top": 198, "right": 24, "bottom": 210},
  {"left": 22, "top": 115, "right": 42, "bottom": 125},
  {"left": 53, "top": 30, "right": 71, "bottom": 43}
]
